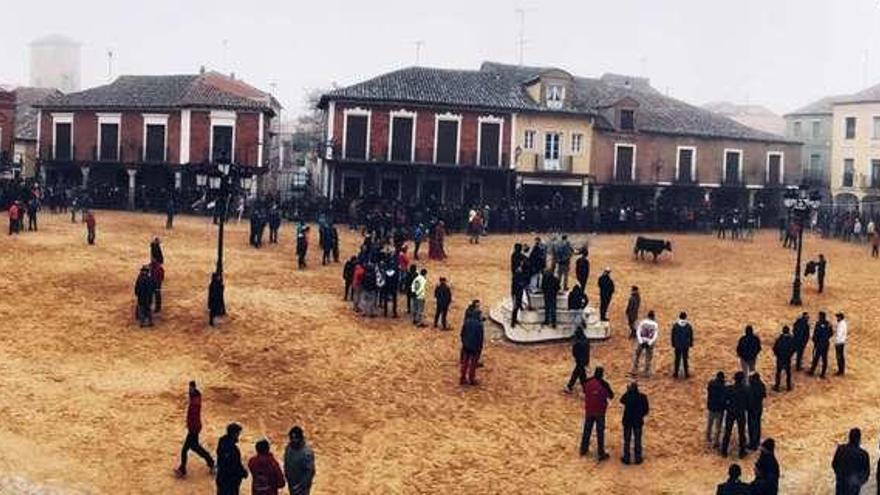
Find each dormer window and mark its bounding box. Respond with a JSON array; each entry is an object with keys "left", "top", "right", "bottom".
[
  {"left": 546, "top": 85, "right": 564, "bottom": 109},
  {"left": 620, "top": 109, "right": 635, "bottom": 131}
]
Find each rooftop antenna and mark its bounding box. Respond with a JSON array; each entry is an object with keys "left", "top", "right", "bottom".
[
  {"left": 414, "top": 41, "right": 424, "bottom": 66},
  {"left": 106, "top": 49, "right": 114, "bottom": 81},
  {"left": 516, "top": 8, "right": 529, "bottom": 65},
  {"left": 222, "top": 39, "right": 229, "bottom": 72}
]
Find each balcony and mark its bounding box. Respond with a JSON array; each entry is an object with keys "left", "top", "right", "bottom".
[{"left": 530, "top": 154, "right": 573, "bottom": 173}]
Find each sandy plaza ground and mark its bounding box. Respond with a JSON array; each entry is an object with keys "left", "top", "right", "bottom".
[{"left": 0, "top": 210, "right": 878, "bottom": 494}]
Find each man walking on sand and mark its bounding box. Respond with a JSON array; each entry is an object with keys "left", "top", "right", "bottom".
[
  {"left": 174, "top": 381, "right": 215, "bottom": 478},
  {"left": 411, "top": 268, "right": 428, "bottom": 328},
  {"left": 834, "top": 312, "right": 848, "bottom": 376},
  {"left": 625, "top": 286, "right": 641, "bottom": 339},
  {"left": 580, "top": 367, "right": 614, "bottom": 461}
]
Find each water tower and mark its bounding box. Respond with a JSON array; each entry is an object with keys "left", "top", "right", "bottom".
[{"left": 29, "top": 34, "right": 81, "bottom": 93}]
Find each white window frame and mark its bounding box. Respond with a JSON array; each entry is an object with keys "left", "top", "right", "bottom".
[
  {"left": 571, "top": 133, "right": 584, "bottom": 155},
  {"left": 433, "top": 112, "right": 461, "bottom": 164},
  {"left": 209, "top": 110, "right": 236, "bottom": 163},
  {"left": 142, "top": 113, "right": 169, "bottom": 162},
  {"left": 613, "top": 143, "right": 637, "bottom": 181},
  {"left": 477, "top": 115, "right": 505, "bottom": 167},
  {"left": 51, "top": 112, "right": 74, "bottom": 160},
  {"left": 342, "top": 107, "right": 371, "bottom": 160},
  {"left": 523, "top": 129, "right": 536, "bottom": 150},
  {"left": 843, "top": 158, "right": 855, "bottom": 187},
  {"left": 766, "top": 151, "right": 784, "bottom": 184},
  {"left": 387, "top": 109, "right": 417, "bottom": 162},
  {"left": 546, "top": 85, "right": 565, "bottom": 109},
  {"left": 723, "top": 148, "right": 744, "bottom": 182},
  {"left": 96, "top": 113, "right": 121, "bottom": 161},
  {"left": 675, "top": 145, "right": 697, "bottom": 181}
]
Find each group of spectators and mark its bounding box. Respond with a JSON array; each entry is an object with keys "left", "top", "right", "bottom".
[{"left": 133, "top": 238, "right": 166, "bottom": 327}]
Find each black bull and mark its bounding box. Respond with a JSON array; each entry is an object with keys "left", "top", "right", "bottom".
[{"left": 633, "top": 236, "right": 673, "bottom": 261}]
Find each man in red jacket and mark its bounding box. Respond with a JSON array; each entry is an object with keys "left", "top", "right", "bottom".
[
  {"left": 174, "top": 381, "right": 215, "bottom": 478},
  {"left": 579, "top": 366, "right": 614, "bottom": 461},
  {"left": 8, "top": 201, "right": 20, "bottom": 235},
  {"left": 150, "top": 259, "right": 165, "bottom": 313},
  {"left": 248, "top": 439, "right": 286, "bottom": 495}
]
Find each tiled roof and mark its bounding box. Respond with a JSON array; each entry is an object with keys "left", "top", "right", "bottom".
[
  {"left": 835, "top": 82, "right": 880, "bottom": 104},
  {"left": 36, "top": 72, "right": 278, "bottom": 113},
  {"left": 786, "top": 95, "right": 844, "bottom": 116},
  {"left": 13, "top": 87, "right": 63, "bottom": 140},
  {"left": 322, "top": 61, "right": 793, "bottom": 143}
]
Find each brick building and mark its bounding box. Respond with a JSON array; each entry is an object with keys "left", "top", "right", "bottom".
[
  {"left": 0, "top": 88, "right": 14, "bottom": 169},
  {"left": 319, "top": 62, "right": 802, "bottom": 220},
  {"left": 13, "top": 87, "right": 62, "bottom": 177},
  {"left": 35, "top": 71, "right": 279, "bottom": 208}
]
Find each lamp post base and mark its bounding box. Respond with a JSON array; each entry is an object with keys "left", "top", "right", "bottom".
[{"left": 790, "top": 279, "right": 802, "bottom": 306}]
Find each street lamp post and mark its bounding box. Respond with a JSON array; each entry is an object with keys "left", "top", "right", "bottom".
[{"left": 783, "top": 187, "right": 821, "bottom": 306}]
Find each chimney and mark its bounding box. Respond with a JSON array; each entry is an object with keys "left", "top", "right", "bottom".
[
  {"left": 230, "top": 72, "right": 235, "bottom": 80},
  {"left": 199, "top": 65, "right": 206, "bottom": 75}
]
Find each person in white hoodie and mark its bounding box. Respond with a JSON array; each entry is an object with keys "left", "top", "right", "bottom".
[
  {"left": 631, "top": 311, "right": 659, "bottom": 377},
  {"left": 834, "top": 312, "right": 847, "bottom": 376}
]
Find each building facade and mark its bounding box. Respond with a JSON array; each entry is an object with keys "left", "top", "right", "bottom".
[
  {"left": 36, "top": 71, "right": 278, "bottom": 209},
  {"left": 0, "top": 88, "right": 14, "bottom": 168},
  {"left": 12, "top": 87, "right": 62, "bottom": 177},
  {"left": 830, "top": 94, "right": 880, "bottom": 214},
  {"left": 784, "top": 96, "right": 838, "bottom": 193}
]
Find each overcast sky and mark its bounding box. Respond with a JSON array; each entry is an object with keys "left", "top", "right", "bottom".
[{"left": 1, "top": 0, "right": 878, "bottom": 117}]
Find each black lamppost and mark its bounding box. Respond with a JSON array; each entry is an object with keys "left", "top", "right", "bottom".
[
  {"left": 196, "top": 162, "right": 256, "bottom": 276},
  {"left": 783, "top": 186, "right": 821, "bottom": 306}
]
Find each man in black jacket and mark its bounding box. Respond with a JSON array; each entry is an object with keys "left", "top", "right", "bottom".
[
  {"left": 706, "top": 372, "right": 726, "bottom": 449},
  {"left": 567, "top": 283, "right": 587, "bottom": 310},
  {"left": 716, "top": 464, "right": 751, "bottom": 495},
  {"left": 721, "top": 372, "right": 748, "bottom": 459},
  {"left": 620, "top": 382, "right": 649, "bottom": 465},
  {"left": 831, "top": 428, "right": 869, "bottom": 495},
  {"left": 433, "top": 277, "right": 452, "bottom": 329},
  {"left": 792, "top": 312, "right": 810, "bottom": 371},
  {"left": 598, "top": 268, "right": 615, "bottom": 322},
  {"left": 382, "top": 264, "right": 400, "bottom": 319},
  {"left": 625, "top": 286, "right": 641, "bottom": 339},
  {"left": 342, "top": 257, "right": 356, "bottom": 301},
  {"left": 575, "top": 248, "right": 590, "bottom": 291},
  {"left": 564, "top": 327, "right": 590, "bottom": 394},
  {"left": 460, "top": 305, "right": 484, "bottom": 386},
  {"left": 816, "top": 253, "right": 827, "bottom": 293},
  {"left": 135, "top": 266, "right": 155, "bottom": 328},
  {"left": 736, "top": 326, "right": 761, "bottom": 379},
  {"left": 670, "top": 312, "right": 694, "bottom": 379},
  {"left": 752, "top": 438, "right": 780, "bottom": 495},
  {"left": 808, "top": 311, "right": 832, "bottom": 378},
  {"left": 772, "top": 326, "right": 795, "bottom": 392},
  {"left": 511, "top": 262, "right": 530, "bottom": 327},
  {"left": 541, "top": 269, "right": 560, "bottom": 328},
  {"left": 216, "top": 422, "right": 248, "bottom": 495},
  {"left": 746, "top": 373, "right": 767, "bottom": 451}
]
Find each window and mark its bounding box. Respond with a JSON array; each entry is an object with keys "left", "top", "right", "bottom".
[
  {"left": 389, "top": 111, "right": 415, "bottom": 162},
  {"left": 99, "top": 123, "right": 119, "bottom": 161},
  {"left": 420, "top": 178, "right": 444, "bottom": 202},
  {"left": 812, "top": 120, "right": 821, "bottom": 139},
  {"left": 211, "top": 125, "right": 233, "bottom": 162},
  {"left": 343, "top": 110, "right": 370, "bottom": 160},
  {"left": 571, "top": 133, "right": 584, "bottom": 154},
  {"left": 434, "top": 115, "right": 460, "bottom": 164},
  {"left": 873, "top": 117, "right": 880, "bottom": 139},
  {"left": 543, "top": 133, "right": 561, "bottom": 170},
  {"left": 676, "top": 146, "right": 695, "bottom": 183},
  {"left": 723, "top": 149, "right": 742, "bottom": 184},
  {"left": 381, "top": 177, "right": 401, "bottom": 199},
  {"left": 614, "top": 144, "right": 636, "bottom": 182},
  {"left": 342, "top": 175, "right": 363, "bottom": 199},
  {"left": 845, "top": 117, "right": 856, "bottom": 139},
  {"left": 843, "top": 158, "right": 855, "bottom": 187},
  {"left": 464, "top": 181, "right": 482, "bottom": 202},
  {"left": 872, "top": 160, "right": 880, "bottom": 188},
  {"left": 144, "top": 125, "right": 166, "bottom": 162},
  {"left": 767, "top": 152, "right": 783, "bottom": 184},
  {"left": 477, "top": 117, "right": 502, "bottom": 167},
  {"left": 620, "top": 109, "right": 635, "bottom": 131},
  {"left": 546, "top": 85, "right": 564, "bottom": 109},
  {"left": 52, "top": 114, "right": 73, "bottom": 161},
  {"left": 793, "top": 121, "right": 802, "bottom": 137},
  {"left": 524, "top": 130, "right": 536, "bottom": 150},
  {"left": 809, "top": 153, "right": 822, "bottom": 181}
]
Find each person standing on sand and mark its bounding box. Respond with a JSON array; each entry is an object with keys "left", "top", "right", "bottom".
[
  {"left": 342, "top": 256, "right": 356, "bottom": 301},
  {"left": 834, "top": 312, "right": 848, "bottom": 376},
  {"left": 619, "top": 381, "right": 649, "bottom": 465},
  {"left": 248, "top": 439, "right": 286, "bottom": 495},
  {"left": 771, "top": 326, "right": 794, "bottom": 392},
  {"left": 625, "top": 286, "right": 641, "bottom": 339},
  {"left": 751, "top": 438, "right": 779, "bottom": 495},
  {"left": 175, "top": 381, "right": 215, "bottom": 478},
  {"left": 831, "top": 428, "right": 869, "bottom": 495},
  {"left": 283, "top": 426, "right": 316, "bottom": 495},
  {"left": 792, "top": 312, "right": 810, "bottom": 371},
  {"left": 150, "top": 257, "right": 165, "bottom": 314},
  {"left": 84, "top": 209, "right": 96, "bottom": 245},
  {"left": 208, "top": 272, "right": 226, "bottom": 326},
  {"left": 411, "top": 268, "right": 428, "bottom": 327},
  {"left": 541, "top": 268, "right": 560, "bottom": 328},
  {"left": 580, "top": 366, "right": 613, "bottom": 461},
  {"left": 808, "top": 311, "right": 832, "bottom": 378},
  {"left": 575, "top": 248, "right": 590, "bottom": 291},
  {"left": 150, "top": 237, "right": 165, "bottom": 264},
  {"left": 706, "top": 372, "right": 727, "bottom": 450},
  {"left": 216, "top": 423, "right": 248, "bottom": 495},
  {"left": 134, "top": 265, "right": 155, "bottom": 327},
  {"left": 631, "top": 311, "right": 658, "bottom": 377},
  {"left": 433, "top": 276, "right": 452, "bottom": 329},
  {"left": 721, "top": 372, "right": 748, "bottom": 459},
  {"left": 564, "top": 326, "right": 590, "bottom": 394},
  {"left": 670, "top": 312, "right": 694, "bottom": 378},
  {"left": 459, "top": 302, "right": 484, "bottom": 386},
  {"left": 816, "top": 253, "right": 827, "bottom": 293},
  {"left": 165, "top": 196, "right": 175, "bottom": 229},
  {"left": 7, "top": 200, "right": 20, "bottom": 235},
  {"left": 746, "top": 373, "right": 767, "bottom": 451},
  {"left": 736, "top": 326, "right": 761, "bottom": 378},
  {"left": 598, "top": 268, "right": 615, "bottom": 322}
]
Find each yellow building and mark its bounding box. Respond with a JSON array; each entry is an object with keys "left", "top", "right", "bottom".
[
  {"left": 509, "top": 67, "right": 593, "bottom": 206},
  {"left": 830, "top": 85, "right": 880, "bottom": 213}
]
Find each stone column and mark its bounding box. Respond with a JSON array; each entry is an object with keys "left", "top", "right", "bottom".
[
  {"left": 174, "top": 171, "right": 182, "bottom": 190},
  {"left": 653, "top": 187, "right": 663, "bottom": 225},
  {"left": 39, "top": 167, "right": 47, "bottom": 185},
  {"left": 127, "top": 169, "right": 137, "bottom": 210},
  {"left": 748, "top": 189, "right": 756, "bottom": 210},
  {"left": 581, "top": 181, "right": 590, "bottom": 207},
  {"left": 81, "top": 166, "right": 90, "bottom": 188}
]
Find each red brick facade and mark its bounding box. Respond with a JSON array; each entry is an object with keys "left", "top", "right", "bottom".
[
  {"left": 330, "top": 102, "right": 513, "bottom": 167},
  {"left": 0, "top": 90, "right": 16, "bottom": 161}
]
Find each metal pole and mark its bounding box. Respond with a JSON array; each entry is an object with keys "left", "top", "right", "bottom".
[
  {"left": 216, "top": 178, "right": 227, "bottom": 275},
  {"left": 790, "top": 211, "right": 803, "bottom": 306}
]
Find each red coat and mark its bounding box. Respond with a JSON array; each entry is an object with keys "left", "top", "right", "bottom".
[
  {"left": 583, "top": 377, "right": 613, "bottom": 417},
  {"left": 150, "top": 262, "right": 165, "bottom": 285},
  {"left": 85, "top": 213, "right": 96, "bottom": 228},
  {"left": 186, "top": 391, "right": 202, "bottom": 434},
  {"left": 248, "top": 453, "right": 285, "bottom": 495},
  {"left": 352, "top": 265, "right": 365, "bottom": 290},
  {"left": 8, "top": 204, "right": 19, "bottom": 220}
]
